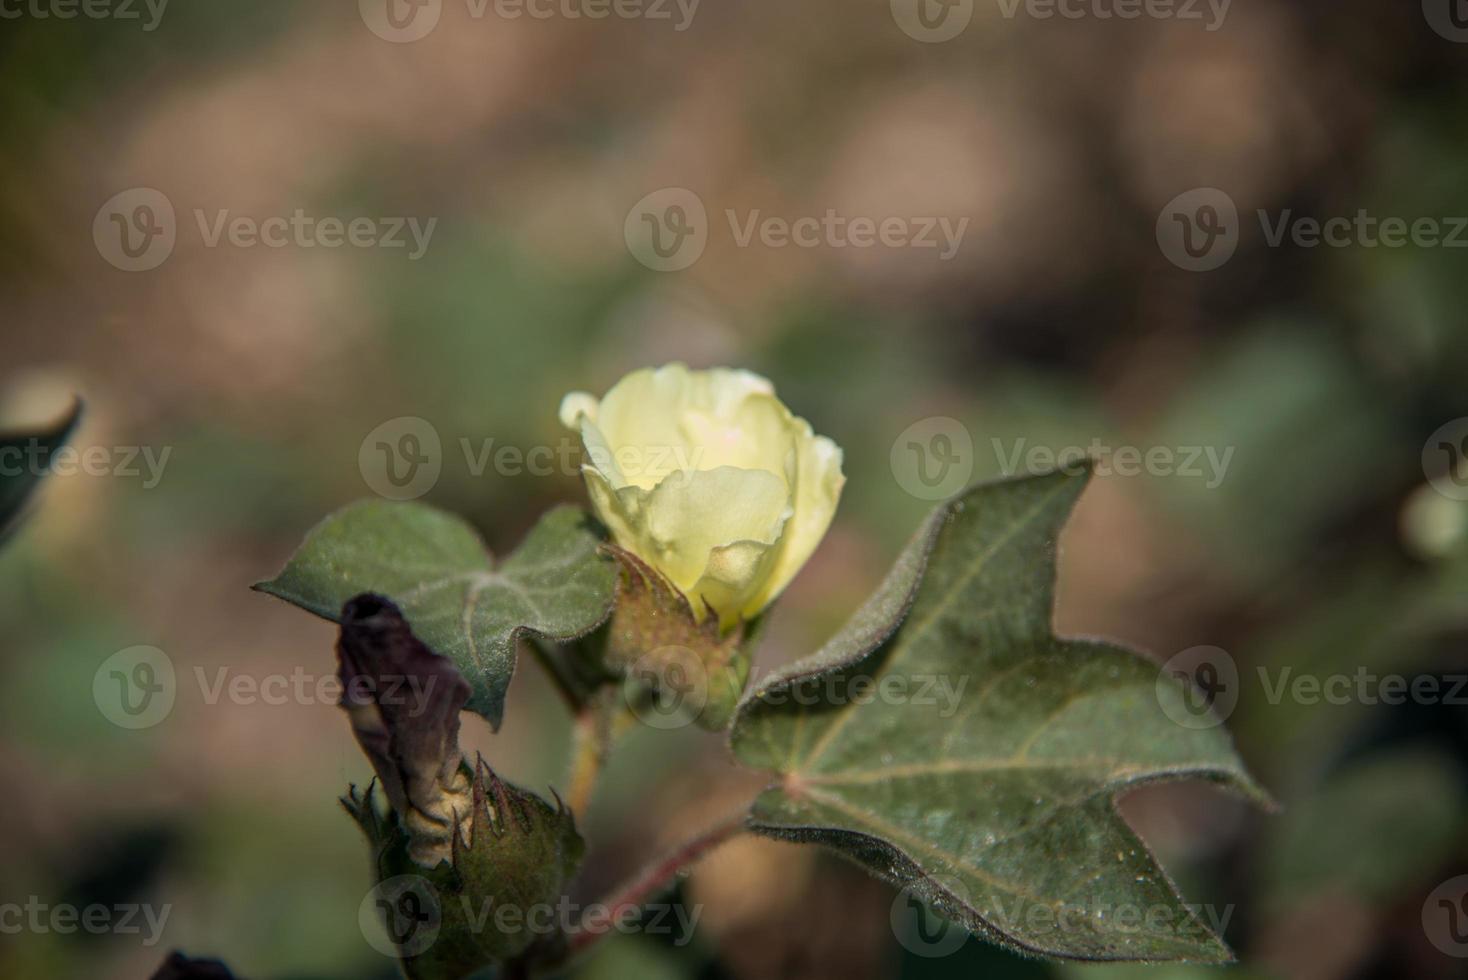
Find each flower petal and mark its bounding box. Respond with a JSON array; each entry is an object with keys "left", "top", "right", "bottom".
[
  {"left": 692, "top": 538, "right": 785, "bottom": 628},
  {"left": 595, "top": 364, "right": 786, "bottom": 488},
  {"left": 751, "top": 426, "right": 845, "bottom": 611},
  {"left": 642, "top": 465, "right": 791, "bottom": 594},
  {"left": 558, "top": 391, "right": 600, "bottom": 428}
]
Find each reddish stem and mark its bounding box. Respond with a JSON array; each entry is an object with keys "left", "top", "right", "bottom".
[{"left": 566, "top": 810, "right": 747, "bottom": 956}]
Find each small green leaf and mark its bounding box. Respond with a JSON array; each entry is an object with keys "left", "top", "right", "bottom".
[
  {"left": 0, "top": 398, "right": 82, "bottom": 538},
  {"left": 254, "top": 502, "right": 616, "bottom": 727},
  {"left": 731, "top": 468, "right": 1267, "bottom": 963}
]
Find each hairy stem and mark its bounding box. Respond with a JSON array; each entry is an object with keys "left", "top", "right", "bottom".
[
  {"left": 565, "top": 810, "right": 748, "bottom": 957},
  {"left": 565, "top": 708, "right": 607, "bottom": 818}
]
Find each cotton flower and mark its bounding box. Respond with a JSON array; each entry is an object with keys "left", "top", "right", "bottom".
[{"left": 560, "top": 364, "right": 844, "bottom": 628}]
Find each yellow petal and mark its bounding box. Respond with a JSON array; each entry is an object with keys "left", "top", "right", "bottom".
[
  {"left": 750, "top": 426, "right": 845, "bottom": 612},
  {"left": 558, "top": 391, "right": 599, "bottom": 428},
  {"left": 561, "top": 364, "right": 843, "bottom": 626},
  {"left": 642, "top": 465, "right": 791, "bottom": 596},
  {"left": 595, "top": 364, "right": 785, "bottom": 488}
]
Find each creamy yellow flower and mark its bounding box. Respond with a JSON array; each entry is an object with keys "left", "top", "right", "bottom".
[{"left": 560, "top": 364, "right": 844, "bottom": 628}]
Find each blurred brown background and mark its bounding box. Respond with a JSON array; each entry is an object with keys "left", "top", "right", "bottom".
[{"left": 3, "top": 1, "right": 1468, "bottom": 977}]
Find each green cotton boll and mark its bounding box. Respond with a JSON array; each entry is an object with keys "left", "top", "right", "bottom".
[
  {"left": 334, "top": 594, "right": 587, "bottom": 977},
  {"left": 346, "top": 763, "right": 586, "bottom": 979}
]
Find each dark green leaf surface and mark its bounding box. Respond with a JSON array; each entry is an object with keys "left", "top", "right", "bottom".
[
  {"left": 255, "top": 502, "right": 615, "bottom": 727},
  {"left": 731, "top": 469, "right": 1266, "bottom": 963},
  {"left": 0, "top": 398, "right": 82, "bottom": 537}
]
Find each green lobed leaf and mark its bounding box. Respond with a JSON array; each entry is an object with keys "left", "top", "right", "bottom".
[
  {"left": 730, "top": 468, "right": 1268, "bottom": 963},
  {"left": 0, "top": 398, "right": 82, "bottom": 538},
  {"left": 254, "top": 501, "right": 616, "bottom": 728}
]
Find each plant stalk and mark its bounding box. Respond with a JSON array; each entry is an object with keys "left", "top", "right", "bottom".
[{"left": 565, "top": 809, "right": 748, "bottom": 957}]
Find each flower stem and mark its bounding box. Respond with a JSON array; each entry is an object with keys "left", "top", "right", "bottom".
[
  {"left": 565, "top": 809, "right": 748, "bottom": 957},
  {"left": 565, "top": 708, "right": 606, "bottom": 818}
]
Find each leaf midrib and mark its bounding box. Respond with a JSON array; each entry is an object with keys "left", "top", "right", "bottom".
[{"left": 793, "top": 478, "right": 1075, "bottom": 773}]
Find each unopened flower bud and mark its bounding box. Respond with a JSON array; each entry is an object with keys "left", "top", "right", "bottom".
[{"left": 337, "top": 593, "right": 473, "bottom": 867}]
